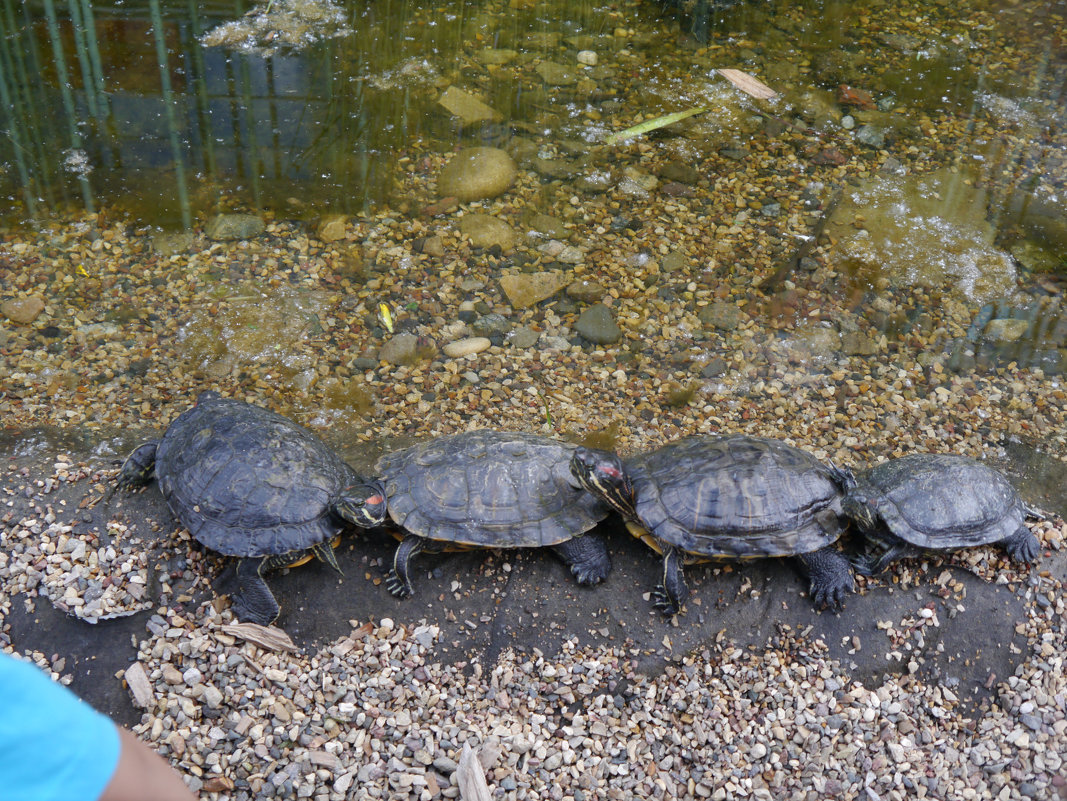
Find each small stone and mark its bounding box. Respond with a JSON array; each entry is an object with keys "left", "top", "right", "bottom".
[
  {"left": 379, "top": 332, "right": 421, "bottom": 365},
  {"left": 433, "top": 756, "right": 458, "bottom": 774},
  {"left": 699, "top": 302, "right": 743, "bottom": 331},
  {"left": 442, "top": 337, "right": 491, "bottom": 358},
  {"left": 566, "top": 280, "right": 605, "bottom": 303},
  {"left": 316, "top": 214, "right": 347, "bottom": 242},
  {"left": 457, "top": 214, "right": 517, "bottom": 251},
  {"left": 659, "top": 162, "right": 700, "bottom": 185},
  {"left": 854, "top": 124, "right": 886, "bottom": 149},
  {"left": 151, "top": 231, "right": 195, "bottom": 256},
  {"left": 556, "top": 245, "right": 584, "bottom": 264},
  {"left": 310, "top": 750, "right": 341, "bottom": 771},
  {"left": 575, "top": 303, "right": 622, "bottom": 345},
  {"left": 204, "top": 213, "right": 265, "bottom": 241},
  {"left": 841, "top": 331, "right": 880, "bottom": 355},
  {"left": 161, "top": 665, "right": 183, "bottom": 685},
  {"left": 334, "top": 771, "right": 357, "bottom": 795},
  {"left": 358, "top": 764, "right": 386, "bottom": 782},
  {"left": 983, "top": 318, "right": 1030, "bottom": 343},
  {"left": 471, "top": 314, "right": 511, "bottom": 337},
  {"left": 500, "top": 271, "right": 566, "bottom": 309},
  {"left": 437, "top": 148, "right": 516, "bottom": 202},
  {"left": 535, "top": 61, "right": 576, "bottom": 85},
  {"left": 123, "top": 662, "right": 154, "bottom": 708},
  {"left": 437, "top": 86, "right": 503, "bottom": 126},
  {"left": 202, "top": 777, "right": 235, "bottom": 793},
  {"left": 617, "top": 177, "right": 650, "bottom": 198},
  {"left": 417, "top": 235, "right": 446, "bottom": 257},
  {"left": 475, "top": 48, "right": 518, "bottom": 66},
  {"left": 508, "top": 327, "right": 539, "bottom": 348},
  {"left": 1, "top": 296, "right": 46, "bottom": 325},
  {"left": 660, "top": 251, "right": 689, "bottom": 272},
  {"left": 201, "top": 684, "right": 223, "bottom": 709},
  {"left": 576, "top": 50, "right": 597, "bottom": 66},
  {"left": 524, "top": 212, "right": 569, "bottom": 239},
  {"left": 181, "top": 667, "right": 203, "bottom": 687},
  {"left": 574, "top": 171, "right": 613, "bottom": 193},
  {"left": 701, "top": 357, "right": 727, "bottom": 378}
]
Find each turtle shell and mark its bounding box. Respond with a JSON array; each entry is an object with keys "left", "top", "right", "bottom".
[
  {"left": 626, "top": 435, "right": 850, "bottom": 558},
  {"left": 375, "top": 429, "right": 608, "bottom": 547},
  {"left": 851, "top": 454, "right": 1027, "bottom": 549},
  {"left": 155, "top": 392, "right": 362, "bottom": 558}
]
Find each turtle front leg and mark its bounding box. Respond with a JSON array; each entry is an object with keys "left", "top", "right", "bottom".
[
  {"left": 652, "top": 545, "right": 687, "bottom": 615},
  {"left": 1001, "top": 524, "right": 1040, "bottom": 564},
  {"left": 386, "top": 535, "right": 426, "bottom": 599},
  {"left": 794, "top": 547, "right": 854, "bottom": 610},
  {"left": 229, "top": 557, "right": 281, "bottom": 626},
  {"left": 114, "top": 442, "right": 159, "bottom": 492},
  {"left": 551, "top": 534, "right": 611, "bottom": 585}
]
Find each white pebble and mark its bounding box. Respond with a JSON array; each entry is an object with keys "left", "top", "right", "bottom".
[{"left": 442, "top": 337, "right": 490, "bottom": 358}]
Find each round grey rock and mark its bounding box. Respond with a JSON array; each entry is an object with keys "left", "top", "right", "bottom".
[
  {"left": 437, "top": 148, "right": 517, "bottom": 202},
  {"left": 575, "top": 303, "right": 622, "bottom": 344}
]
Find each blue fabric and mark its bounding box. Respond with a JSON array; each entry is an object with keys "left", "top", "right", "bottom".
[{"left": 0, "top": 652, "right": 121, "bottom": 801}]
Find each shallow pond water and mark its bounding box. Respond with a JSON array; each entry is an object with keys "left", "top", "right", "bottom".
[{"left": 1, "top": 0, "right": 1065, "bottom": 448}]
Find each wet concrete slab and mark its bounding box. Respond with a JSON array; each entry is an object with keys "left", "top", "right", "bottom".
[{"left": 2, "top": 428, "right": 1064, "bottom": 727}]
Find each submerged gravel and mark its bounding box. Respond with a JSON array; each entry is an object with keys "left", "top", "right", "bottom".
[{"left": 3, "top": 0, "right": 1067, "bottom": 797}]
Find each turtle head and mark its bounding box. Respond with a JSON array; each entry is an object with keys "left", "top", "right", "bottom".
[
  {"left": 570, "top": 447, "right": 636, "bottom": 519},
  {"left": 841, "top": 487, "right": 878, "bottom": 532},
  {"left": 115, "top": 442, "right": 158, "bottom": 492},
  {"left": 337, "top": 481, "right": 388, "bottom": 528}
]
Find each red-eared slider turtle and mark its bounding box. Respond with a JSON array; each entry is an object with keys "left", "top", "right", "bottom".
[
  {"left": 375, "top": 429, "right": 611, "bottom": 598},
  {"left": 116, "top": 391, "right": 386, "bottom": 625},
  {"left": 570, "top": 435, "right": 855, "bottom": 614},
  {"left": 842, "top": 453, "right": 1041, "bottom": 575}
]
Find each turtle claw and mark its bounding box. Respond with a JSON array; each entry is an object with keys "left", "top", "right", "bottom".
[
  {"left": 651, "top": 585, "right": 681, "bottom": 616},
  {"left": 811, "top": 571, "right": 854, "bottom": 611},
  {"left": 1004, "top": 527, "right": 1040, "bottom": 564},
  {"left": 570, "top": 563, "right": 605, "bottom": 586},
  {"left": 810, "top": 580, "right": 849, "bottom": 611},
  {"left": 385, "top": 570, "right": 414, "bottom": 599}
]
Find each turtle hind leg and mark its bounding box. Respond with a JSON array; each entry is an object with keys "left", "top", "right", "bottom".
[
  {"left": 229, "top": 557, "right": 281, "bottom": 626},
  {"left": 1002, "top": 524, "right": 1040, "bottom": 563},
  {"left": 551, "top": 534, "right": 611, "bottom": 585},
  {"left": 795, "top": 547, "right": 854, "bottom": 610},
  {"left": 114, "top": 441, "right": 159, "bottom": 493},
  {"left": 312, "top": 539, "right": 344, "bottom": 576},
  {"left": 651, "top": 545, "right": 687, "bottom": 616},
  {"left": 386, "top": 535, "right": 427, "bottom": 599},
  {"left": 850, "top": 540, "right": 911, "bottom": 576}
]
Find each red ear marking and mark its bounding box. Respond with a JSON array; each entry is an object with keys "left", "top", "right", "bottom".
[
  {"left": 367, "top": 495, "right": 384, "bottom": 505},
  {"left": 600, "top": 465, "right": 622, "bottom": 479}
]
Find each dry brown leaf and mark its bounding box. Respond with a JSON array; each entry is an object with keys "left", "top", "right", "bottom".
[
  {"left": 352, "top": 621, "right": 375, "bottom": 638},
  {"left": 219, "top": 622, "right": 298, "bottom": 653},
  {"left": 455, "top": 742, "right": 492, "bottom": 801},
  {"left": 716, "top": 68, "right": 778, "bottom": 100}
]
